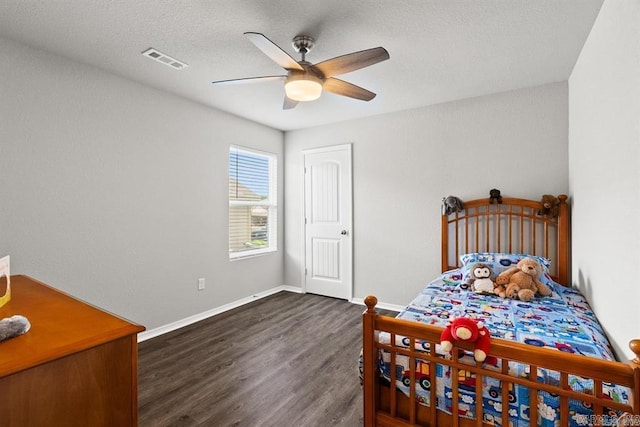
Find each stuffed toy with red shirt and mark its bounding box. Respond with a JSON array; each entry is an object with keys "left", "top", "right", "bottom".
[{"left": 440, "top": 317, "right": 491, "bottom": 362}]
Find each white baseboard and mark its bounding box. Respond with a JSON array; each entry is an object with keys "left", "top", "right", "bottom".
[
  {"left": 138, "top": 285, "right": 303, "bottom": 342},
  {"left": 350, "top": 297, "right": 404, "bottom": 313}
]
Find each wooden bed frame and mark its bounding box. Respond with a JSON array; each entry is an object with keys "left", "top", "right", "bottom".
[{"left": 362, "top": 195, "right": 640, "bottom": 426}]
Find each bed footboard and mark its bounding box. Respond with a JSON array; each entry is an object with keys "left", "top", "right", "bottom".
[{"left": 363, "top": 296, "right": 640, "bottom": 427}]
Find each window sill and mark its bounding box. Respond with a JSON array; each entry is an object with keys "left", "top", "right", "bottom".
[{"left": 229, "top": 248, "right": 277, "bottom": 261}]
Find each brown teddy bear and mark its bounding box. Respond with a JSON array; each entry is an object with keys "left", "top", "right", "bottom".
[
  {"left": 494, "top": 258, "right": 552, "bottom": 301},
  {"left": 489, "top": 189, "right": 502, "bottom": 204},
  {"left": 537, "top": 194, "right": 560, "bottom": 219}
]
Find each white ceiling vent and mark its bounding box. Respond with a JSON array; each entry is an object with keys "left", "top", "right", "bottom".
[{"left": 142, "top": 48, "right": 188, "bottom": 70}]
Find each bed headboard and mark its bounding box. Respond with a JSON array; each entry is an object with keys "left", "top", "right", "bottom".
[{"left": 441, "top": 195, "right": 570, "bottom": 286}]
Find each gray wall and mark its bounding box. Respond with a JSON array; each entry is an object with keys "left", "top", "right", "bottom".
[
  {"left": 568, "top": 0, "right": 640, "bottom": 359},
  {"left": 0, "top": 37, "right": 284, "bottom": 331},
  {"left": 285, "top": 82, "right": 569, "bottom": 306}
]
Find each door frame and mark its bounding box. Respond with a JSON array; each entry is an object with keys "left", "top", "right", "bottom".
[{"left": 301, "top": 143, "right": 353, "bottom": 300}]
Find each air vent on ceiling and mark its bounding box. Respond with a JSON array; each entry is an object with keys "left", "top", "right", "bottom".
[{"left": 142, "top": 48, "right": 188, "bottom": 70}]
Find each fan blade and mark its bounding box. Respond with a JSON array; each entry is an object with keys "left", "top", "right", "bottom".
[
  {"left": 323, "top": 78, "right": 376, "bottom": 101},
  {"left": 211, "top": 75, "right": 285, "bottom": 85},
  {"left": 283, "top": 96, "right": 299, "bottom": 110},
  {"left": 244, "top": 32, "right": 304, "bottom": 71},
  {"left": 314, "top": 47, "right": 389, "bottom": 78}
]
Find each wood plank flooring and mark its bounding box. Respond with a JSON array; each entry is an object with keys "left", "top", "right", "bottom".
[{"left": 138, "top": 291, "right": 396, "bottom": 427}]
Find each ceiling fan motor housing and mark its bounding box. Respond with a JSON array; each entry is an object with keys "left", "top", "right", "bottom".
[{"left": 292, "top": 35, "right": 315, "bottom": 55}]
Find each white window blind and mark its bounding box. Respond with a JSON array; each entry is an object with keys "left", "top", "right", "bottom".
[{"left": 229, "top": 146, "right": 277, "bottom": 258}]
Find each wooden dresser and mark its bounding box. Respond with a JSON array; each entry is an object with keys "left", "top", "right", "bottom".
[{"left": 0, "top": 275, "right": 145, "bottom": 426}]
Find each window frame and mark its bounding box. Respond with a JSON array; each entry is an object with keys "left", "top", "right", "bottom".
[{"left": 228, "top": 145, "right": 277, "bottom": 260}]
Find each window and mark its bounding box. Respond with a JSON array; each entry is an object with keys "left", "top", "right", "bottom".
[{"left": 228, "top": 146, "right": 277, "bottom": 258}]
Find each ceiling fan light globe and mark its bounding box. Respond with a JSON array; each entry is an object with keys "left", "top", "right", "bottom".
[{"left": 285, "top": 74, "right": 322, "bottom": 102}]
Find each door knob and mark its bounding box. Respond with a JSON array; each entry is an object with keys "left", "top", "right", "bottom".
[{"left": 341, "top": 230, "right": 349, "bottom": 236}]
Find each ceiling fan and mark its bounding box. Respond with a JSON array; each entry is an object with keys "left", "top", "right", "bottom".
[{"left": 212, "top": 32, "right": 390, "bottom": 110}]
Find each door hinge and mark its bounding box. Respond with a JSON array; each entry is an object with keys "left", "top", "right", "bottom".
[{"left": 305, "top": 268, "right": 308, "bottom": 275}]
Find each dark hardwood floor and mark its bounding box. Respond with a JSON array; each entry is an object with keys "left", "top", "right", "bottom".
[{"left": 138, "top": 291, "right": 396, "bottom": 427}]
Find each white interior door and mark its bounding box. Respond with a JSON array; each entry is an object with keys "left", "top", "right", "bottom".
[{"left": 304, "top": 144, "right": 352, "bottom": 300}]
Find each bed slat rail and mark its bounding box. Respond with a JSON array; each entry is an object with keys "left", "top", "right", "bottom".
[
  {"left": 441, "top": 195, "right": 569, "bottom": 286},
  {"left": 363, "top": 297, "right": 640, "bottom": 426}
]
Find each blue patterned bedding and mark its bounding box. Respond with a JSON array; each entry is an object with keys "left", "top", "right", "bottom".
[{"left": 375, "top": 269, "right": 628, "bottom": 427}]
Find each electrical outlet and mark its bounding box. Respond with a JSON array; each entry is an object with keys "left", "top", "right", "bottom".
[{"left": 198, "top": 278, "right": 205, "bottom": 291}]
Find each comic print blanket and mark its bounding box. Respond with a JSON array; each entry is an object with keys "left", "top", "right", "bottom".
[{"left": 375, "top": 269, "right": 629, "bottom": 427}]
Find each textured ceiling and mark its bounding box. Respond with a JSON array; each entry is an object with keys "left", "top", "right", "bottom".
[{"left": 0, "top": 0, "right": 603, "bottom": 131}]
